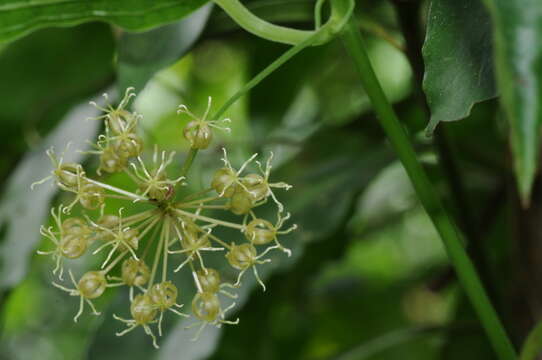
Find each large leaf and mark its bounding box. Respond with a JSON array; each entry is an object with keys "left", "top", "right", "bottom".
[
  {"left": 117, "top": 4, "right": 213, "bottom": 93},
  {"left": 0, "top": 0, "right": 208, "bottom": 44},
  {"left": 0, "top": 96, "right": 101, "bottom": 290},
  {"left": 422, "top": 0, "right": 496, "bottom": 134},
  {"left": 481, "top": 0, "right": 542, "bottom": 204},
  {"left": 0, "top": 23, "right": 114, "bottom": 176}
]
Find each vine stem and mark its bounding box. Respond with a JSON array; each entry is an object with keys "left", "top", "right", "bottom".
[
  {"left": 179, "top": 148, "right": 198, "bottom": 178},
  {"left": 341, "top": 19, "right": 517, "bottom": 360},
  {"left": 213, "top": 29, "right": 324, "bottom": 120},
  {"left": 213, "top": 0, "right": 313, "bottom": 45},
  {"left": 213, "top": 0, "right": 352, "bottom": 46},
  {"left": 178, "top": 27, "right": 327, "bottom": 178}
]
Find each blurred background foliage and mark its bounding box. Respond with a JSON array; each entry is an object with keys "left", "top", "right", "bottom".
[{"left": 0, "top": 0, "right": 539, "bottom": 359}]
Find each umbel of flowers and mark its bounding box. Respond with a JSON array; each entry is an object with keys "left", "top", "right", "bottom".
[{"left": 32, "top": 88, "right": 296, "bottom": 348}]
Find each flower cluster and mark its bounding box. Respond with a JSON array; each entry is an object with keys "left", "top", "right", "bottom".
[{"left": 33, "top": 88, "right": 296, "bottom": 347}]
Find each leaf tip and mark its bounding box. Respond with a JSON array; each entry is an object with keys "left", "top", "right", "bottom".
[{"left": 516, "top": 165, "right": 535, "bottom": 209}]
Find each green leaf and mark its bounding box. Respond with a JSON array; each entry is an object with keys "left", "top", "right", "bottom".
[
  {"left": 117, "top": 4, "right": 212, "bottom": 93},
  {"left": 0, "top": 97, "right": 101, "bottom": 290},
  {"left": 520, "top": 320, "right": 542, "bottom": 360},
  {"left": 0, "top": 0, "right": 208, "bottom": 44},
  {"left": 422, "top": 0, "right": 496, "bottom": 134},
  {"left": 0, "top": 23, "right": 114, "bottom": 176},
  {"left": 482, "top": 0, "right": 542, "bottom": 204}
]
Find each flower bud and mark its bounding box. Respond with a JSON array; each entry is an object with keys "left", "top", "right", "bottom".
[
  {"left": 192, "top": 292, "right": 220, "bottom": 322},
  {"left": 183, "top": 121, "right": 213, "bottom": 149},
  {"left": 94, "top": 214, "right": 119, "bottom": 242},
  {"left": 118, "top": 228, "right": 139, "bottom": 251},
  {"left": 131, "top": 294, "right": 157, "bottom": 324},
  {"left": 226, "top": 243, "right": 256, "bottom": 270},
  {"left": 138, "top": 172, "right": 169, "bottom": 201},
  {"left": 121, "top": 258, "right": 150, "bottom": 287},
  {"left": 97, "top": 214, "right": 120, "bottom": 229},
  {"left": 99, "top": 146, "right": 127, "bottom": 173},
  {"left": 54, "top": 163, "right": 85, "bottom": 190},
  {"left": 245, "top": 219, "right": 275, "bottom": 245},
  {"left": 148, "top": 281, "right": 178, "bottom": 311},
  {"left": 115, "top": 133, "right": 143, "bottom": 159},
  {"left": 229, "top": 189, "right": 254, "bottom": 215},
  {"left": 242, "top": 174, "right": 268, "bottom": 202},
  {"left": 62, "top": 217, "right": 89, "bottom": 236},
  {"left": 211, "top": 168, "right": 237, "bottom": 197},
  {"left": 78, "top": 271, "right": 107, "bottom": 299},
  {"left": 60, "top": 234, "right": 88, "bottom": 259},
  {"left": 108, "top": 109, "right": 137, "bottom": 135},
  {"left": 79, "top": 182, "right": 105, "bottom": 210},
  {"left": 196, "top": 268, "right": 221, "bottom": 293}
]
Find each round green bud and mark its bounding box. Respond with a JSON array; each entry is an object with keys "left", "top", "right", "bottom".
[
  {"left": 115, "top": 133, "right": 143, "bottom": 159},
  {"left": 138, "top": 171, "right": 169, "bottom": 201},
  {"left": 108, "top": 109, "right": 136, "bottom": 135},
  {"left": 79, "top": 182, "right": 105, "bottom": 210},
  {"left": 242, "top": 174, "right": 268, "bottom": 202},
  {"left": 54, "top": 163, "right": 85, "bottom": 190},
  {"left": 97, "top": 214, "right": 119, "bottom": 229},
  {"left": 183, "top": 121, "right": 213, "bottom": 149},
  {"left": 226, "top": 243, "right": 256, "bottom": 270},
  {"left": 78, "top": 271, "right": 107, "bottom": 299},
  {"left": 131, "top": 294, "right": 157, "bottom": 324},
  {"left": 99, "top": 146, "right": 127, "bottom": 173},
  {"left": 60, "top": 234, "right": 88, "bottom": 259},
  {"left": 196, "top": 268, "right": 221, "bottom": 293},
  {"left": 62, "top": 217, "right": 89, "bottom": 236},
  {"left": 117, "top": 228, "right": 139, "bottom": 251},
  {"left": 178, "top": 220, "right": 209, "bottom": 250},
  {"left": 148, "top": 281, "right": 178, "bottom": 311},
  {"left": 192, "top": 292, "right": 220, "bottom": 322},
  {"left": 121, "top": 258, "right": 150, "bottom": 287},
  {"left": 95, "top": 214, "right": 119, "bottom": 242},
  {"left": 229, "top": 190, "right": 254, "bottom": 215},
  {"left": 211, "top": 168, "right": 237, "bottom": 197},
  {"left": 245, "top": 219, "right": 276, "bottom": 245}
]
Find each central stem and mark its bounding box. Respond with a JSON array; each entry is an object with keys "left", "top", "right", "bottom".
[{"left": 341, "top": 18, "right": 517, "bottom": 360}]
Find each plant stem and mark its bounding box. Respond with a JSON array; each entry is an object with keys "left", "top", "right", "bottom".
[
  {"left": 213, "top": 0, "right": 313, "bottom": 45},
  {"left": 213, "top": 0, "right": 353, "bottom": 45},
  {"left": 174, "top": 209, "right": 244, "bottom": 230},
  {"left": 314, "top": 0, "right": 327, "bottom": 29},
  {"left": 391, "top": 0, "right": 496, "bottom": 300},
  {"left": 213, "top": 29, "right": 324, "bottom": 120},
  {"left": 179, "top": 28, "right": 328, "bottom": 178},
  {"left": 147, "top": 221, "right": 165, "bottom": 290},
  {"left": 85, "top": 177, "right": 148, "bottom": 202},
  {"left": 341, "top": 19, "right": 517, "bottom": 360},
  {"left": 179, "top": 148, "right": 198, "bottom": 178},
  {"left": 162, "top": 217, "right": 169, "bottom": 282}
]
